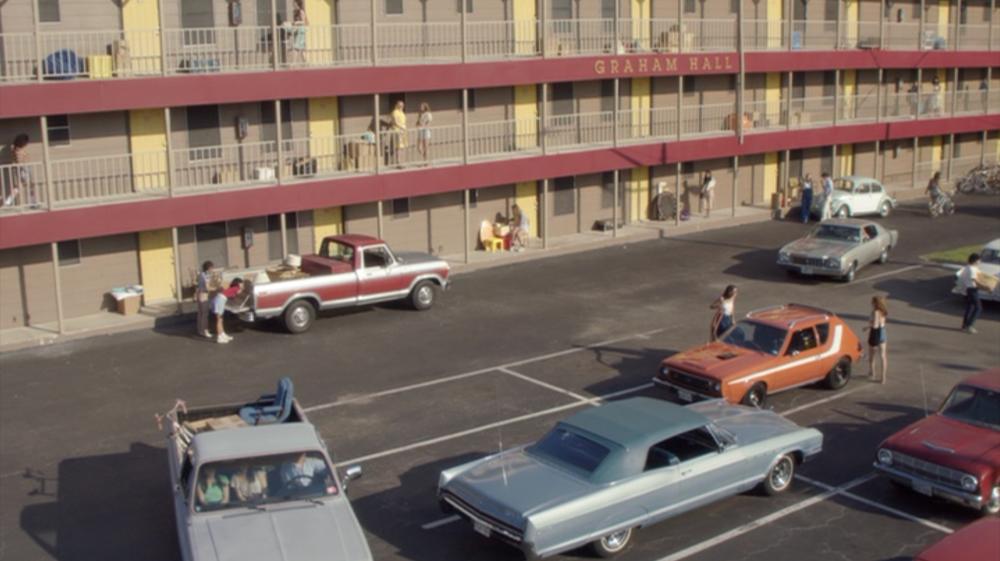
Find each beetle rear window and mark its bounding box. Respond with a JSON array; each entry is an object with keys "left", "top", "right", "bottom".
[{"left": 527, "top": 427, "right": 610, "bottom": 476}]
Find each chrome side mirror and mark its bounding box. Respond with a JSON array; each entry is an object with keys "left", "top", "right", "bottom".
[{"left": 344, "top": 465, "right": 363, "bottom": 481}]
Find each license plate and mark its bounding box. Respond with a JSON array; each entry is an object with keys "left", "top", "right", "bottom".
[
  {"left": 677, "top": 389, "right": 693, "bottom": 402},
  {"left": 473, "top": 520, "right": 491, "bottom": 538},
  {"left": 912, "top": 480, "right": 933, "bottom": 496},
  {"left": 801, "top": 266, "right": 813, "bottom": 275}
]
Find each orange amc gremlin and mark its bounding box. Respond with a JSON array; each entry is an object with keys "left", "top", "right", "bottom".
[{"left": 653, "top": 304, "right": 863, "bottom": 408}]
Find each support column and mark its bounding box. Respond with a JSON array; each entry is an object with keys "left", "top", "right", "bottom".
[
  {"left": 954, "top": 0, "right": 962, "bottom": 50},
  {"left": 912, "top": 137, "right": 919, "bottom": 188},
  {"left": 541, "top": 83, "right": 548, "bottom": 154},
  {"left": 878, "top": 0, "right": 885, "bottom": 48},
  {"left": 874, "top": 139, "right": 882, "bottom": 182},
  {"left": 541, "top": 178, "right": 549, "bottom": 248},
  {"left": 737, "top": 0, "right": 745, "bottom": 144},
  {"left": 280, "top": 213, "right": 288, "bottom": 257},
  {"left": 876, "top": 69, "right": 883, "bottom": 122},
  {"left": 782, "top": 149, "right": 790, "bottom": 201},
  {"left": 463, "top": 189, "right": 470, "bottom": 263},
  {"left": 172, "top": 227, "right": 182, "bottom": 307},
  {"left": 462, "top": 89, "right": 469, "bottom": 165},
  {"left": 982, "top": 131, "right": 988, "bottom": 166},
  {"left": 831, "top": 144, "right": 838, "bottom": 176},
  {"left": 732, "top": 156, "right": 738, "bottom": 217},
  {"left": 990, "top": 0, "right": 996, "bottom": 50},
  {"left": 271, "top": 0, "right": 280, "bottom": 69},
  {"left": 32, "top": 0, "right": 42, "bottom": 81},
  {"left": 275, "top": 100, "right": 284, "bottom": 183},
  {"left": 50, "top": 242, "right": 65, "bottom": 334},
  {"left": 915, "top": 67, "right": 923, "bottom": 119},
  {"left": 40, "top": 115, "right": 54, "bottom": 210},
  {"left": 613, "top": 78, "right": 620, "bottom": 147},
  {"left": 946, "top": 133, "right": 955, "bottom": 180},
  {"left": 950, "top": 67, "right": 959, "bottom": 116},
  {"left": 836, "top": 0, "right": 843, "bottom": 48},
  {"left": 373, "top": 94, "right": 382, "bottom": 173},
  {"left": 613, "top": 169, "right": 620, "bottom": 236},
  {"left": 786, "top": 71, "right": 793, "bottom": 130},
  {"left": 833, "top": 69, "right": 840, "bottom": 125},
  {"left": 371, "top": 0, "right": 378, "bottom": 65},
  {"left": 541, "top": 0, "right": 548, "bottom": 57},
  {"left": 157, "top": 0, "right": 168, "bottom": 75},
  {"left": 165, "top": 107, "right": 176, "bottom": 197},
  {"left": 678, "top": 0, "right": 685, "bottom": 53},
  {"left": 785, "top": 0, "right": 793, "bottom": 51},
  {"left": 919, "top": 0, "right": 926, "bottom": 50},
  {"left": 677, "top": 76, "right": 684, "bottom": 141},
  {"left": 614, "top": 0, "right": 620, "bottom": 53},
  {"left": 460, "top": 0, "right": 468, "bottom": 63},
  {"left": 377, "top": 200, "right": 384, "bottom": 239},
  {"left": 674, "top": 163, "right": 681, "bottom": 226}
]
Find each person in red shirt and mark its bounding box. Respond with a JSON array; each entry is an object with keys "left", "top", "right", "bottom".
[{"left": 212, "top": 278, "right": 243, "bottom": 344}]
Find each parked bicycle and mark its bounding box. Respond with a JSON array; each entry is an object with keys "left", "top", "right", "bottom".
[{"left": 956, "top": 165, "right": 1000, "bottom": 195}]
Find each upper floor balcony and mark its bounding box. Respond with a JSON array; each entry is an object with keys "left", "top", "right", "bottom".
[
  {"left": 2, "top": 88, "right": 996, "bottom": 216},
  {"left": 1, "top": 15, "right": 996, "bottom": 84}
]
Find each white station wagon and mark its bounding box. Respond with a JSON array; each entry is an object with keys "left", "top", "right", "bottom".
[{"left": 811, "top": 175, "right": 897, "bottom": 219}]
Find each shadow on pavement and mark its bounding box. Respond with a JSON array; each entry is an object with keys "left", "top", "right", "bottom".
[
  {"left": 577, "top": 343, "right": 679, "bottom": 398},
  {"left": 19, "top": 443, "right": 180, "bottom": 561}
]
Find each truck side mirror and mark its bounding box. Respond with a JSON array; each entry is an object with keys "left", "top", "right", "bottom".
[{"left": 345, "top": 465, "right": 363, "bottom": 481}]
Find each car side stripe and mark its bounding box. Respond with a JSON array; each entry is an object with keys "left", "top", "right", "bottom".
[{"left": 727, "top": 325, "right": 843, "bottom": 386}]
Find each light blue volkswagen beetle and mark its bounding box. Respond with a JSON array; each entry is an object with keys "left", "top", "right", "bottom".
[{"left": 438, "top": 397, "right": 823, "bottom": 559}]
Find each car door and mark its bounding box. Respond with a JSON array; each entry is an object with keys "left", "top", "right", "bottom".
[
  {"left": 852, "top": 182, "right": 875, "bottom": 214},
  {"left": 870, "top": 182, "right": 888, "bottom": 213},
  {"left": 858, "top": 224, "right": 882, "bottom": 265},
  {"left": 358, "top": 245, "right": 411, "bottom": 302},
  {"left": 773, "top": 326, "right": 824, "bottom": 389}
]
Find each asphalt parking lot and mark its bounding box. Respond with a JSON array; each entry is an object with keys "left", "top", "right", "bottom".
[{"left": 0, "top": 195, "right": 997, "bottom": 561}]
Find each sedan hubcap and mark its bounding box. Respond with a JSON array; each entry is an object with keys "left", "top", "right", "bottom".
[
  {"left": 771, "top": 459, "right": 792, "bottom": 489},
  {"left": 603, "top": 530, "right": 630, "bottom": 551}
]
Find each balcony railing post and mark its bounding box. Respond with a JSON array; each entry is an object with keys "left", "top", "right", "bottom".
[
  {"left": 677, "top": 76, "right": 683, "bottom": 140},
  {"left": 919, "top": 0, "right": 925, "bottom": 50},
  {"left": 954, "top": 0, "right": 962, "bottom": 51},
  {"left": 541, "top": 83, "right": 548, "bottom": 154},
  {"left": 833, "top": 69, "right": 840, "bottom": 125},
  {"left": 371, "top": 0, "right": 378, "bottom": 65},
  {"left": 614, "top": 0, "right": 620, "bottom": 53},
  {"left": 541, "top": 0, "right": 548, "bottom": 57},
  {"left": 836, "top": 0, "right": 842, "bottom": 48},
  {"left": 165, "top": 107, "right": 176, "bottom": 197},
  {"left": 878, "top": 0, "right": 885, "bottom": 49},
  {"left": 157, "top": 0, "right": 168, "bottom": 75},
  {"left": 460, "top": 0, "right": 468, "bottom": 63},
  {"left": 32, "top": 0, "right": 42, "bottom": 81},
  {"left": 271, "top": 0, "right": 280, "bottom": 70},
  {"left": 876, "top": 68, "right": 882, "bottom": 122},
  {"left": 737, "top": 2, "right": 745, "bottom": 144},
  {"left": 786, "top": 71, "right": 792, "bottom": 130},
  {"left": 613, "top": 78, "right": 620, "bottom": 147},
  {"left": 374, "top": 94, "right": 382, "bottom": 174},
  {"left": 275, "top": 100, "right": 284, "bottom": 184},
  {"left": 40, "top": 115, "right": 54, "bottom": 210},
  {"left": 462, "top": 89, "right": 469, "bottom": 165},
  {"left": 915, "top": 67, "right": 922, "bottom": 119}
]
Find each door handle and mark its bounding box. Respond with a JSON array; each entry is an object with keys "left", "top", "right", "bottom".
[{"left": 681, "top": 469, "right": 692, "bottom": 476}]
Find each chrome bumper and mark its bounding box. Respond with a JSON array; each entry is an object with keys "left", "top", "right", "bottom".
[
  {"left": 779, "top": 263, "right": 845, "bottom": 277},
  {"left": 652, "top": 377, "right": 718, "bottom": 403},
  {"left": 873, "top": 462, "right": 984, "bottom": 510},
  {"left": 439, "top": 494, "right": 527, "bottom": 549}
]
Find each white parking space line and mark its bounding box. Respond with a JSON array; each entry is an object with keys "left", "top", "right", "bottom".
[
  {"left": 779, "top": 383, "right": 869, "bottom": 417},
  {"left": 304, "top": 328, "right": 664, "bottom": 414},
  {"left": 421, "top": 515, "right": 460, "bottom": 530},
  {"left": 835, "top": 264, "right": 923, "bottom": 287},
  {"left": 499, "top": 367, "right": 593, "bottom": 403},
  {"left": 796, "top": 475, "right": 954, "bottom": 535},
  {"left": 655, "top": 473, "right": 876, "bottom": 561}
]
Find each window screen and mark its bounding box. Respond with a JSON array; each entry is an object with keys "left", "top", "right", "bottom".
[
  {"left": 196, "top": 222, "right": 229, "bottom": 268},
  {"left": 57, "top": 240, "right": 80, "bottom": 266},
  {"left": 684, "top": 0, "right": 697, "bottom": 13},
  {"left": 181, "top": 0, "right": 216, "bottom": 44},
  {"left": 39, "top": 0, "right": 60, "bottom": 22},
  {"left": 187, "top": 105, "right": 222, "bottom": 160},
  {"left": 385, "top": 0, "right": 403, "bottom": 15},
  {"left": 601, "top": 80, "right": 615, "bottom": 119},
  {"left": 456, "top": 0, "right": 474, "bottom": 12},
  {"left": 47, "top": 115, "right": 70, "bottom": 145},
  {"left": 824, "top": 0, "right": 838, "bottom": 20},
  {"left": 392, "top": 198, "right": 410, "bottom": 217},
  {"left": 821, "top": 146, "right": 834, "bottom": 176},
  {"left": 823, "top": 71, "right": 836, "bottom": 98},
  {"left": 552, "top": 83, "right": 574, "bottom": 116},
  {"left": 552, "top": 0, "right": 572, "bottom": 19},
  {"left": 553, "top": 177, "right": 575, "bottom": 216}
]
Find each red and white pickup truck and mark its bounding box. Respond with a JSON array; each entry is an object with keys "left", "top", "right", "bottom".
[{"left": 228, "top": 234, "right": 450, "bottom": 333}]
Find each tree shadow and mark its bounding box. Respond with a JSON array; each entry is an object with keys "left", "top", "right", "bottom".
[
  {"left": 575, "top": 343, "right": 680, "bottom": 399},
  {"left": 19, "top": 443, "right": 180, "bottom": 561}
]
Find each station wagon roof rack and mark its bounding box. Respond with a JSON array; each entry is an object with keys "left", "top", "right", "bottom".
[{"left": 746, "top": 303, "right": 833, "bottom": 329}]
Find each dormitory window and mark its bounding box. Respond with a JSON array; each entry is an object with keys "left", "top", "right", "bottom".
[
  {"left": 824, "top": 0, "right": 838, "bottom": 21},
  {"left": 823, "top": 71, "right": 836, "bottom": 99},
  {"left": 602, "top": 0, "right": 615, "bottom": 32},
  {"left": 196, "top": 222, "right": 229, "bottom": 268},
  {"left": 821, "top": 147, "right": 834, "bottom": 176},
  {"left": 260, "top": 100, "right": 293, "bottom": 146},
  {"left": 47, "top": 115, "right": 70, "bottom": 145},
  {"left": 385, "top": 0, "right": 403, "bottom": 15},
  {"left": 601, "top": 172, "right": 620, "bottom": 209},
  {"left": 392, "top": 198, "right": 410, "bottom": 218},
  {"left": 181, "top": 0, "right": 216, "bottom": 45},
  {"left": 552, "top": 0, "right": 572, "bottom": 19},
  {"left": 600, "top": 80, "right": 615, "bottom": 121},
  {"left": 456, "top": 0, "right": 474, "bottom": 13},
  {"left": 187, "top": 105, "right": 222, "bottom": 161},
  {"left": 553, "top": 177, "right": 575, "bottom": 216},
  {"left": 730, "top": 0, "right": 740, "bottom": 14},
  {"left": 552, "top": 82, "right": 574, "bottom": 116},
  {"left": 684, "top": 0, "right": 697, "bottom": 14},
  {"left": 57, "top": 240, "right": 80, "bottom": 266},
  {"left": 268, "top": 213, "right": 299, "bottom": 261},
  {"left": 39, "top": 0, "right": 60, "bottom": 22}
]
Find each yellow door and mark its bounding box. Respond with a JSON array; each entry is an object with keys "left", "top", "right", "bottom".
[
  {"left": 938, "top": 0, "right": 950, "bottom": 39},
  {"left": 631, "top": 0, "right": 651, "bottom": 50},
  {"left": 842, "top": 69, "right": 856, "bottom": 119},
  {"left": 844, "top": 0, "right": 858, "bottom": 46},
  {"left": 631, "top": 77, "right": 650, "bottom": 139},
  {"left": 766, "top": 0, "right": 783, "bottom": 48},
  {"left": 138, "top": 229, "right": 175, "bottom": 303},
  {"left": 308, "top": 97, "right": 339, "bottom": 172},
  {"left": 305, "top": 0, "right": 334, "bottom": 65},
  {"left": 314, "top": 207, "right": 343, "bottom": 250},
  {"left": 763, "top": 152, "right": 779, "bottom": 200},
  {"left": 516, "top": 182, "right": 539, "bottom": 238},
  {"left": 765, "top": 73, "right": 781, "bottom": 125},
  {"left": 931, "top": 136, "right": 944, "bottom": 172},
  {"left": 128, "top": 109, "right": 168, "bottom": 192},
  {"left": 121, "top": 0, "right": 162, "bottom": 75},
  {"left": 513, "top": 0, "right": 537, "bottom": 55},
  {"left": 628, "top": 167, "right": 649, "bottom": 222},
  {"left": 839, "top": 144, "right": 854, "bottom": 177},
  {"left": 515, "top": 85, "right": 539, "bottom": 150}
]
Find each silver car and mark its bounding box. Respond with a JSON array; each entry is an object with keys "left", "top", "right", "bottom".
[
  {"left": 778, "top": 218, "right": 899, "bottom": 282},
  {"left": 438, "top": 397, "right": 822, "bottom": 559},
  {"left": 811, "top": 175, "right": 897, "bottom": 218}
]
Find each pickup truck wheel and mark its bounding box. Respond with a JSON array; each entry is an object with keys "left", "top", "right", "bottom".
[
  {"left": 590, "top": 527, "right": 633, "bottom": 558},
  {"left": 741, "top": 383, "right": 767, "bottom": 408},
  {"left": 878, "top": 201, "right": 892, "bottom": 218},
  {"left": 410, "top": 280, "right": 437, "bottom": 311},
  {"left": 762, "top": 454, "right": 795, "bottom": 496},
  {"left": 824, "top": 358, "right": 852, "bottom": 390},
  {"left": 283, "top": 301, "right": 315, "bottom": 334},
  {"left": 983, "top": 485, "right": 1000, "bottom": 515}
]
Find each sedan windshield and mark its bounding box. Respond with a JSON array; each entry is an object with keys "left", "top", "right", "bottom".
[
  {"left": 940, "top": 385, "right": 1000, "bottom": 431},
  {"left": 527, "top": 427, "right": 610, "bottom": 477},
  {"left": 722, "top": 321, "right": 787, "bottom": 356},
  {"left": 193, "top": 451, "right": 338, "bottom": 513},
  {"left": 812, "top": 224, "right": 861, "bottom": 243}
]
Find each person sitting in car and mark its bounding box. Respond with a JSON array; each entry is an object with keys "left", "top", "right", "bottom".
[{"left": 196, "top": 466, "right": 230, "bottom": 509}]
